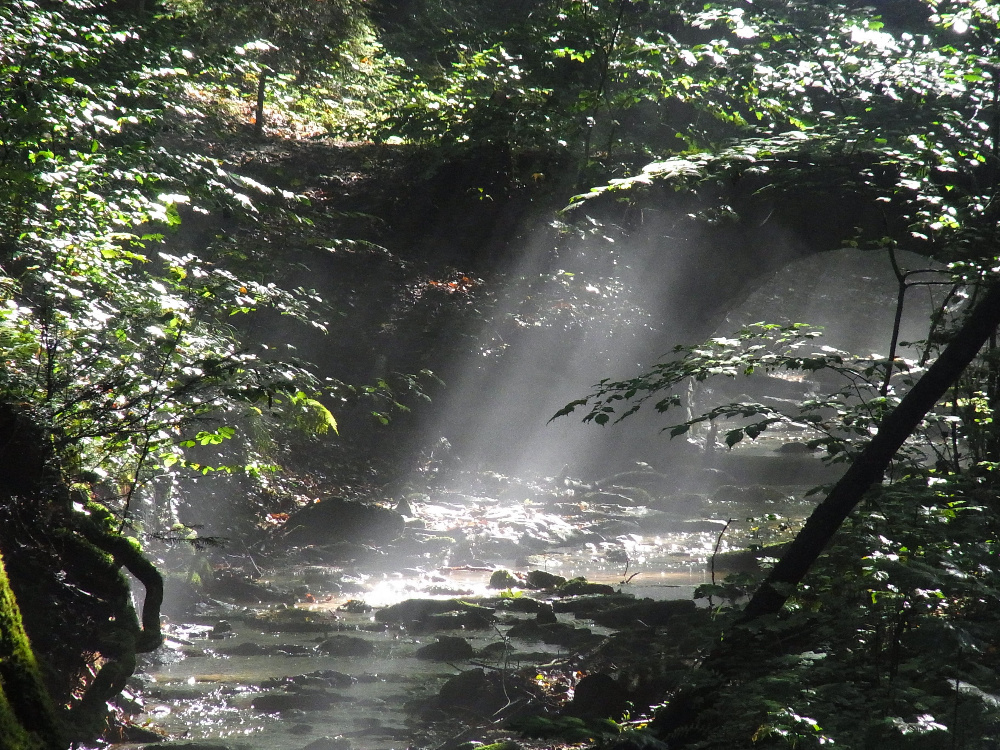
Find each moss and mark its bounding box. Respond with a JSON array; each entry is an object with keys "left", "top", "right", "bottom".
[{"left": 0, "top": 551, "right": 63, "bottom": 749}]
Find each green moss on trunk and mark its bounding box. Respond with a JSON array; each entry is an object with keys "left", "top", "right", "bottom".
[{"left": 0, "top": 550, "right": 64, "bottom": 750}]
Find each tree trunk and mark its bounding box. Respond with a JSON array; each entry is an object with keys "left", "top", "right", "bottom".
[
  {"left": 254, "top": 69, "right": 268, "bottom": 137},
  {"left": 0, "top": 551, "right": 64, "bottom": 750},
  {"left": 655, "top": 279, "right": 1000, "bottom": 745},
  {"left": 741, "top": 279, "right": 1000, "bottom": 621}
]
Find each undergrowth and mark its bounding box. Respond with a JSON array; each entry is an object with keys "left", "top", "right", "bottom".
[{"left": 677, "top": 473, "right": 1000, "bottom": 749}]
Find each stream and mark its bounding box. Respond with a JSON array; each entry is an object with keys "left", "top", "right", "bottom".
[{"left": 109, "top": 441, "right": 840, "bottom": 750}]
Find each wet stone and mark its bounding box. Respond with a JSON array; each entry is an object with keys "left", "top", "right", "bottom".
[
  {"left": 535, "top": 603, "right": 558, "bottom": 624},
  {"left": 525, "top": 570, "right": 566, "bottom": 589},
  {"left": 224, "top": 641, "right": 269, "bottom": 656},
  {"left": 421, "top": 609, "right": 494, "bottom": 631},
  {"left": 317, "top": 635, "right": 376, "bottom": 656},
  {"left": 297, "top": 669, "right": 354, "bottom": 688},
  {"left": 276, "top": 643, "right": 316, "bottom": 656},
  {"left": 556, "top": 578, "right": 617, "bottom": 596},
  {"left": 506, "top": 620, "right": 597, "bottom": 648},
  {"left": 415, "top": 636, "right": 475, "bottom": 661},
  {"left": 375, "top": 598, "right": 494, "bottom": 627},
  {"left": 488, "top": 569, "right": 520, "bottom": 589},
  {"left": 208, "top": 620, "right": 233, "bottom": 639},
  {"left": 246, "top": 607, "right": 340, "bottom": 633}
]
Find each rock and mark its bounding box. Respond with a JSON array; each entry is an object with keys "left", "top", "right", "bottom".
[
  {"left": 421, "top": 610, "right": 494, "bottom": 630},
  {"left": 289, "top": 724, "right": 313, "bottom": 735},
  {"left": 209, "top": 620, "right": 233, "bottom": 638},
  {"left": 246, "top": 608, "right": 340, "bottom": 633},
  {"left": 142, "top": 745, "right": 232, "bottom": 750},
  {"left": 296, "top": 670, "right": 354, "bottom": 689},
  {"left": 647, "top": 493, "right": 709, "bottom": 514},
  {"left": 556, "top": 578, "right": 616, "bottom": 596},
  {"left": 489, "top": 569, "right": 520, "bottom": 589},
  {"left": 552, "top": 593, "right": 637, "bottom": 618},
  {"left": 375, "top": 598, "right": 494, "bottom": 626},
  {"left": 283, "top": 498, "right": 404, "bottom": 547},
  {"left": 590, "top": 599, "right": 697, "bottom": 629},
  {"left": 276, "top": 643, "right": 315, "bottom": 656},
  {"left": 118, "top": 724, "right": 163, "bottom": 742},
  {"left": 536, "top": 603, "right": 558, "bottom": 624},
  {"left": 506, "top": 621, "right": 599, "bottom": 649},
  {"left": 252, "top": 692, "right": 334, "bottom": 712},
  {"left": 437, "top": 668, "right": 508, "bottom": 714},
  {"left": 317, "top": 635, "right": 375, "bottom": 657},
  {"left": 525, "top": 570, "right": 566, "bottom": 589},
  {"left": 493, "top": 596, "right": 545, "bottom": 614},
  {"left": 415, "top": 636, "right": 475, "bottom": 661},
  {"left": 301, "top": 738, "right": 351, "bottom": 750},
  {"left": 568, "top": 673, "right": 631, "bottom": 720}
]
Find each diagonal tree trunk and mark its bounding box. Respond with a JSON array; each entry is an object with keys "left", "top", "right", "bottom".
[
  {"left": 740, "top": 279, "right": 1000, "bottom": 621},
  {"left": 655, "top": 279, "right": 1000, "bottom": 744}
]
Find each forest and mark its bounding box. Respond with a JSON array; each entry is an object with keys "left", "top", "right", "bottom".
[{"left": 2, "top": 0, "right": 1000, "bottom": 748}]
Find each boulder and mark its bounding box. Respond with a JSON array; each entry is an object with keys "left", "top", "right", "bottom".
[
  {"left": 568, "top": 673, "right": 631, "bottom": 721},
  {"left": 525, "top": 570, "right": 566, "bottom": 589},
  {"left": 556, "top": 578, "right": 616, "bottom": 596},
  {"left": 415, "top": 636, "right": 475, "bottom": 661},
  {"left": 489, "top": 569, "right": 520, "bottom": 589},
  {"left": 375, "top": 598, "right": 493, "bottom": 627}
]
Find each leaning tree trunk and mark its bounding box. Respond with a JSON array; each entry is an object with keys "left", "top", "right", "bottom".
[
  {"left": 655, "top": 279, "right": 1000, "bottom": 744},
  {"left": 741, "top": 280, "right": 1000, "bottom": 621}
]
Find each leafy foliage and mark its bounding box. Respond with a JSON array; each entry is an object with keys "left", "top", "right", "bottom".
[
  {"left": 0, "top": 0, "right": 341, "bottom": 520},
  {"left": 676, "top": 475, "right": 1000, "bottom": 748}
]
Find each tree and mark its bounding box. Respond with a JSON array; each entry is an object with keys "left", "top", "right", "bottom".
[
  {"left": 0, "top": 0, "right": 337, "bottom": 741},
  {"left": 167, "top": 0, "right": 372, "bottom": 135}
]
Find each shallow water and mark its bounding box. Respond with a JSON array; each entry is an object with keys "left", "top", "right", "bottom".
[{"left": 111, "top": 458, "right": 828, "bottom": 750}]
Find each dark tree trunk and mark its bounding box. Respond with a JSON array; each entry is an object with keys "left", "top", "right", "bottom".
[
  {"left": 254, "top": 69, "right": 268, "bottom": 137},
  {"left": 655, "top": 280, "right": 1000, "bottom": 745},
  {"left": 741, "top": 280, "right": 1000, "bottom": 621}
]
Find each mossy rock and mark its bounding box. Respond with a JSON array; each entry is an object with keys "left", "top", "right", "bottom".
[
  {"left": 375, "top": 598, "right": 494, "bottom": 625},
  {"left": 489, "top": 569, "right": 520, "bottom": 589},
  {"left": 556, "top": 578, "right": 616, "bottom": 596},
  {"left": 525, "top": 570, "right": 566, "bottom": 589},
  {"left": 552, "top": 593, "right": 637, "bottom": 617}
]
